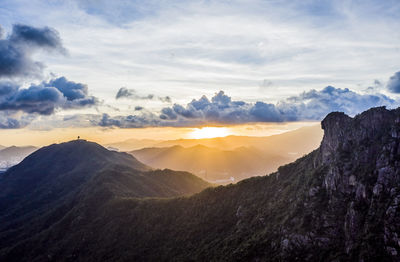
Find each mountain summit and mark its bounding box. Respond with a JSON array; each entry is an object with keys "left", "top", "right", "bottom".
[
  {"left": 1, "top": 107, "right": 400, "bottom": 261},
  {"left": 0, "top": 140, "right": 210, "bottom": 259},
  {"left": 0, "top": 140, "right": 149, "bottom": 211}
]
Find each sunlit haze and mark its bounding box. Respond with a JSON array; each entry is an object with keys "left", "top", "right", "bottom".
[
  {"left": 0, "top": 122, "right": 319, "bottom": 146},
  {"left": 188, "top": 127, "right": 232, "bottom": 139}
]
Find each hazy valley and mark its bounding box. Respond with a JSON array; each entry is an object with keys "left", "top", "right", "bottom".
[
  {"left": 123, "top": 125, "right": 322, "bottom": 183},
  {"left": 0, "top": 146, "right": 37, "bottom": 172}
]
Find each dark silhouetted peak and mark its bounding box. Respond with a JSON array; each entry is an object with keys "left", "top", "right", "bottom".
[
  {"left": 0, "top": 138, "right": 210, "bottom": 257},
  {"left": 10, "top": 139, "right": 149, "bottom": 175},
  {"left": 320, "top": 107, "right": 400, "bottom": 163},
  {"left": 0, "top": 140, "right": 149, "bottom": 211},
  {"left": 321, "top": 111, "right": 351, "bottom": 131}
]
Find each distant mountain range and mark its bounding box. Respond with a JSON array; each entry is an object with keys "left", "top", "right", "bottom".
[
  {"left": 106, "top": 125, "right": 323, "bottom": 155},
  {"left": 130, "top": 144, "right": 292, "bottom": 183},
  {"left": 106, "top": 138, "right": 162, "bottom": 151},
  {"left": 1, "top": 107, "right": 400, "bottom": 261},
  {"left": 127, "top": 125, "right": 322, "bottom": 183},
  {"left": 0, "top": 146, "right": 37, "bottom": 171}
]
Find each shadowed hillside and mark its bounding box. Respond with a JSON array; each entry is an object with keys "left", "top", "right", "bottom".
[{"left": 0, "top": 140, "right": 210, "bottom": 258}]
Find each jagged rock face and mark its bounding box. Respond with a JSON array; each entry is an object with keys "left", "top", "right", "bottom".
[
  {"left": 320, "top": 107, "right": 400, "bottom": 163},
  {"left": 284, "top": 107, "right": 400, "bottom": 261}
]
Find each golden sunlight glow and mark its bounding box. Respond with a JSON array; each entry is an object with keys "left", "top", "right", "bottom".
[
  {"left": 189, "top": 127, "right": 232, "bottom": 139},
  {"left": 0, "top": 122, "right": 319, "bottom": 147}
]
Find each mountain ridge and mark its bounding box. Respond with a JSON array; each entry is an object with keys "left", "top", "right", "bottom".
[{"left": 1, "top": 107, "right": 400, "bottom": 261}]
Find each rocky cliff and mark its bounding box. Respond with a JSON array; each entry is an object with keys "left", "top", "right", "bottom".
[{"left": 306, "top": 106, "right": 400, "bottom": 260}]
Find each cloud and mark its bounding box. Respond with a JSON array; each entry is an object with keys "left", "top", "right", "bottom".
[
  {"left": 115, "top": 87, "right": 131, "bottom": 99},
  {"left": 387, "top": 71, "right": 400, "bottom": 93},
  {"left": 3, "top": 0, "right": 400, "bottom": 107},
  {"left": 9, "top": 24, "right": 65, "bottom": 51},
  {"left": 76, "top": 0, "right": 158, "bottom": 25},
  {"left": 115, "top": 87, "right": 154, "bottom": 100},
  {"left": 45, "top": 77, "right": 88, "bottom": 100},
  {"left": 0, "top": 24, "right": 65, "bottom": 79},
  {"left": 96, "top": 86, "right": 397, "bottom": 128},
  {"left": 0, "top": 77, "right": 98, "bottom": 115},
  {"left": 5, "top": 84, "right": 397, "bottom": 130},
  {"left": 365, "top": 79, "right": 383, "bottom": 93},
  {"left": 172, "top": 87, "right": 396, "bottom": 123},
  {"left": 159, "top": 96, "right": 171, "bottom": 103},
  {"left": 45, "top": 77, "right": 98, "bottom": 109},
  {"left": 279, "top": 86, "right": 395, "bottom": 120},
  {"left": 158, "top": 90, "right": 284, "bottom": 124},
  {"left": 0, "top": 111, "right": 36, "bottom": 129},
  {"left": 0, "top": 115, "right": 24, "bottom": 129},
  {"left": 97, "top": 112, "right": 160, "bottom": 128},
  {"left": 0, "top": 23, "right": 99, "bottom": 128},
  {"left": 115, "top": 87, "right": 172, "bottom": 103},
  {"left": 160, "top": 107, "right": 177, "bottom": 120},
  {"left": 259, "top": 79, "right": 273, "bottom": 90}
]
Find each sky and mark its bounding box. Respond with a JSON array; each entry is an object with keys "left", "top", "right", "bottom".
[{"left": 0, "top": 0, "right": 399, "bottom": 145}]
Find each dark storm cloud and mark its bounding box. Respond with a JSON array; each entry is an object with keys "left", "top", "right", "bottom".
[
  {"left": 45, "top": 77, "right": 88, "bottom": 100},
  {"left": 9, "top": 24, "right": 65, "bottom": 51},
  {"left": 0, "top": 81, "right": 18, "bottom": 96},
  {"left": 1, "top": 84, "right": 65, "bottom": 115},
  {"left": 97, "top": 86, "right": 397, "bottom": 128},
  {"left": 0, "top": 77, "right": 98, "bottom": 115},
  {"left": 0, "top": 24, "right": 65, "bottom": 79},
  {"left": 387, "top": 71, "right": 400, "bottom": 93}
]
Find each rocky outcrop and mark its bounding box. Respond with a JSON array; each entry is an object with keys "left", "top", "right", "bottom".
[{"left": 279, "top": 107, "right": 400, "bottom": 261}]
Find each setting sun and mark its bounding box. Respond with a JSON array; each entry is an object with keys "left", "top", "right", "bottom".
[{"left": 189, "top": 127, "right": 232, "bottom": 139}]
